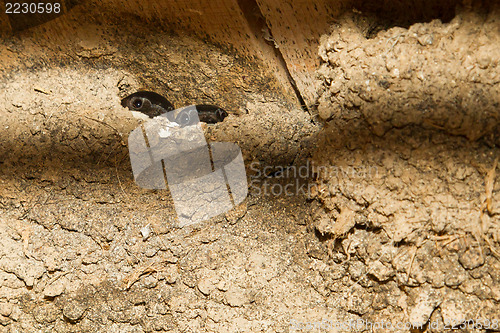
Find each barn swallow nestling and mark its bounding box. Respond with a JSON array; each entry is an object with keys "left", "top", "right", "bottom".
[{"left": 121, "top": 91, "right": 228, "bottom": 125}]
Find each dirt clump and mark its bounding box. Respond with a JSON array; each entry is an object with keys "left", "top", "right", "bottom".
[
  {"left": 316, "top": 4, "right": 500, "bottom": 140},
  {"left": 310, "top": 3, "right": 500, "bottom": 330}
]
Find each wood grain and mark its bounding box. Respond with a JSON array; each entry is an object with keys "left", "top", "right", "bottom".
[{"left": 256, "top": 0, "right": 343, "bottom": 107}]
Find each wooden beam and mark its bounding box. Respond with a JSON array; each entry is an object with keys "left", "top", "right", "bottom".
[{"left": 1, "top": 0, "right": 344, "bottom": 108}]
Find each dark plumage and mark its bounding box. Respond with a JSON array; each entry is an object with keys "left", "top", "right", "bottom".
[
  {"left": 121, "top": 91, "right": 174, "bottom": 118},
  {"left": 121, "top": 91, "right": 228, "bottom": 125},
  {"left": 194, "top": 104, "right": 228, "bottom": 124}
]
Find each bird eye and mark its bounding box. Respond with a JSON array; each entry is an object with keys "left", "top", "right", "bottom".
[
  {"left": 178, "top": 112, "right": 190, "bottom": 125},
  {"left": 132, "top": 98, "right": 143, "bottom": 109}
]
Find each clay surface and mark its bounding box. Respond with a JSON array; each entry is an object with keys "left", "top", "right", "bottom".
[{"left": 0, "top": 1, "right": 499, "bottom": 332}]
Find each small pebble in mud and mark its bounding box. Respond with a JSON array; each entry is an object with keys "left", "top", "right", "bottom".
[{"left": 140, "top": 224, "right": 152, "bottom": 241}]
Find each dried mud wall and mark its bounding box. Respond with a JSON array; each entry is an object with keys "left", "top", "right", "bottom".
[
  {"left": 317, "top": 4, "right": 500, "bottom": 140},
  {"left": 0, "top": 0, "right": 499, "bottom": 332},
  {"left": 308, "top": 1, "right": 500, "bottom": 329}
]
